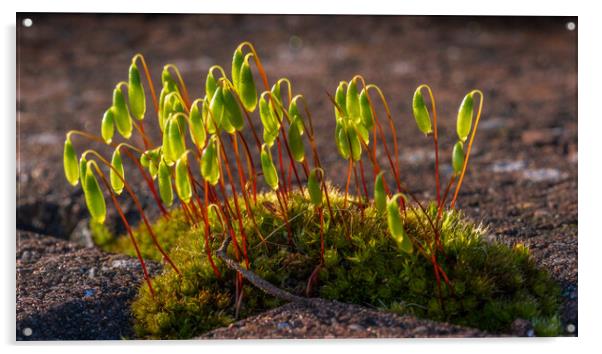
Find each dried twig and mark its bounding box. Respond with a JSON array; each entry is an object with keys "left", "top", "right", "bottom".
[{"left": 216, "top": 236, "right": 313, "bottom": 304}]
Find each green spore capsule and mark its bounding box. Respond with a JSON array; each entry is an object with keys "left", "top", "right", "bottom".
[
  {"left": 231, "top": 48, "right": 244, "bottom": 92},
  {"left": 335, "top": 119, "right": 350, "bottom": 160},
  {"left": 140, "top": 152, "right": 150, "bottom": 168},
  {"left": 288, "top": 97, "right": 304, "bottom": 134},
  {"left": 158, "top": 159, "right": 174, "bottom": 207},
  {"left": 307, "top": 168, "right": 323, "bottom": 207},
  {"left": 79, "top": 156, "right": 87, "bottom": 188},
  {"left": 112, "top": 86, "right": 133, "bottom": 139},
  {"left": 110, "top": 149, "right": 125, "bottom": 195},
  {"left": 201, "top": 95, "right": 213, "bottom": 134},
  {"left": 374, "top": 171, "right": 387, "bottom": 213},
  {"left": 386, "top": 194, "right": 413, "bottom": 254},
  {"left": 205, "top": 70, "right": 218, "bottom": 103},
  {"left": 261, "top": 93, "right": 280, "bottom": 130},
  {"left": 355, "top": 122, "right": 370, "bottom": 146},
  {"left": 63, "top": 137, "right": 79, "bottom": 186},
  {"left": 83, "top": 161, "right": 107, "bottom": 224},
  {"left": 260, "top": 144, "right": 279, "bottom": 190},
  {"left": 452, "top": 140, "right": 466, "bottom": 175},
  {"left": 161, "top": 93, "right": 174, "bottom": 124},
  {"left": 162, "top": 92, "right": 184, "bottom": 126},
  {"left": 359, "top": 88, "right": 374, "bottom": 130},
  {"left": 334, "top": 81, "right": 348, "bottom": 119},
  {"left": 148, "top": 160, "right": 158, "bottom": 180},
  {"left": 161, "top": 66, "right": 177, "bottom": 90},
  {"left": 162, "top": 117, "right": 175, "bottom": 166},
  {"left": 288, "top": 116, "right": 305, "bottom": 162},
  {"left": 347, "top": 125, "right": 362, "bottom": 161},
  {"left": 269, "top": 82, "right": 283, "bottom": 122},
  {"left": 259, "top": 94, "right": 280, "bottom": 147},
  {"left": 175, "top": 153, "right": 192, "bottom": 203},
  {"left": 412, "top": 87, "right": 432, "bottom": 135},
  {"left": 346, "top": 79, "right": 361, "bottom": 124},
  {"left": 168, "top": 116, "right": 186, "bottom": 161},
  {"left": 189, "top": 101, "right": 207, "bottom": 148},
  {"left": 201, "top": 137, "right": 220, "bottom": 185},
  {"left": 222, "top": 85, "right": 244, "bottom": 132},
  {"left": 141, "top": 147, "right": 161, "bottom": 177},
  {"left": 263, "top": 127, "right": 279, "bottom": 148},
  {"left": 158, "top": 83, "right": 171, "bottom": 132},
  {"left": 209, "top": 86, "right": 225, "bottom": 132},
  {"left": 239, "top": 54, "right": 258, "bottom": 112},
  {"left": 101, "top": 108, "right": 115, "bottom": 144},
  {"left": 171, "top": 94, "right": 186, "bottom": 116},
  {"left": 128, "top": 62, "right": 146, "bottom": 120},
  {"left": 457, "top": 92, "right": 474, "bottom": 142}
]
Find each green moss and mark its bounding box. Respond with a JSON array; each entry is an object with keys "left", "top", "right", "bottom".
[
  {"left": 90, "top": 219, "right": 115, "bottom": 247},
  {"left": 94, "top": 187, "right": 562, "bottom": 338},
  {"left": 532, "top": 315, "right": 563, "bottom": 337}
]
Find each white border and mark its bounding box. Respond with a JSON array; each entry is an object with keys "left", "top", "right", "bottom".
[{"left": 3, "top": 1, "right": 599, "bottom": 353}]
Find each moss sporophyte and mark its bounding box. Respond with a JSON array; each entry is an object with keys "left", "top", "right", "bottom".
[{"left": 64, "top": 42, "right": 562, "bottom": 338}]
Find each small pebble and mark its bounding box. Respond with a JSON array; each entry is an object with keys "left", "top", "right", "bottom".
[
  {"left": 111, "top": 259, "right": 129, "bottom": 269},
  {"left": 348, "top": 324, "right": 365, "bottom": 331},
  {"left": 491, "top": 160, "right": 525, "bottom": 173},
  {"left": 522, "top": 168, "right": 566, "bottom": 183},
  {"left": 21, "top": 251, "right": 32, "bottom": 263},
  {"left": 479, "top": 117, "right": 507, "bottom": 130},
  {"left": 276, "top": 322, "right": 290, "bottom": 330},
  {"left": 413, "top": 326, "right": 428, "bottom": 333},
  {"left": 521, "top": 129, "right": 560, "bottom": 145}
]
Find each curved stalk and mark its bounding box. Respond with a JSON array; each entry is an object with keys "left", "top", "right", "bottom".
[
  {"left": 116, "top": 143, "right": 170, "bottom": 219},
  {"left": 228, "top": 134, "right": 266, "bottom": 243},
  {"left": 437, "top": 175, "right": 456, "bottom": 220},
  {"left": 194, "top": 185, "right": 221, "bottom": 279},
  {"left": 132, "top": 53, "right": 159, "bottom": 114},
  {"left": 276, "top": 78, "right": 294, "bottom": 116},
  {"left": 219, "top": 79, "right": 261, "bottom": 200},
  {"left": 450, "top": 90, "right": 484, "bottom": 209},
  {"left": 238, "top": 41, "right": 270, "bottom": 90},
  {"left": 82, "top": 150, "right": 181, "bottom": 275},
  {"left": 266, "top": 92, "right": 307, "bottom": 187},
  {"left": 236, "top": 131, "right": 258, "bottom": 204},
  {"left": 67, "top": 131, "right": 168, "bottom": 218},
  {"left": 417, "top": 84, "right": 441, "bottom": 206},
  {"left": 116, "top": 81, "right": 153, "bottom": 149},
  {"left": 87, "top": 160, "right": 155, "bottom": 297},
  {"left": 216, "top": 135, "right": 250, "bottom": 269},
  {"left": 164, "top": 64, "right": 191, "bottom": 108},
  {"left": 365, "top": 84, "right": 400, "bottom": 181}
]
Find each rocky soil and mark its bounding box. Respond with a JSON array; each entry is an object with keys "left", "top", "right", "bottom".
[
  {"left": 202, "top": 298, "right": 488, "bottom": 339},
  {"left": 16, "top": 14, "right": 577, "bottom": 339},
  {"left": 16, "top": 231, "right": 162, "bottom": 340}
]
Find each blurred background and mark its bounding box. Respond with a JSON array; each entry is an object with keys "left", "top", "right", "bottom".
[{"left": 16, "top": 15, "right": 577, "bottom": 325}]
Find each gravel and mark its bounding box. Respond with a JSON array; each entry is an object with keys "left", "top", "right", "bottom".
[
  {"left": 16, "top": 231, "right": 161, "bottom": 340},
  {"left": 202, "top": 298, "right": 488, "bottom": 339}
]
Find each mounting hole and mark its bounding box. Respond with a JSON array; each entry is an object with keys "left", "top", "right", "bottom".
[
  {"left": 22, "top": 18, "right": 33, "bottom": 28},
  {"left": 566, "top": 21, "right": 576, "bottom": 31}
]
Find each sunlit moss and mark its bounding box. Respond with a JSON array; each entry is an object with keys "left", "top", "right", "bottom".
[{"left": 94, "top": 187, "right": 561, "bottom": 338}]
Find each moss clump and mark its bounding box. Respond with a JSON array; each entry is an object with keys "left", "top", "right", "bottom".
[{"left": 95, "top": 188, "right": 561, "bottom": 338}]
